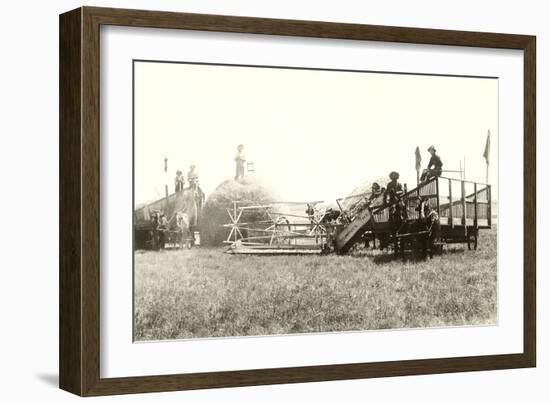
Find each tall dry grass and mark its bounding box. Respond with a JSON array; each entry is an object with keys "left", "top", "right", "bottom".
[{"left": 134, "top": 228, "right": 497, "bottom": 340}]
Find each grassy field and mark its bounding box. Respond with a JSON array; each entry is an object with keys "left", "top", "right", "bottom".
[{"left": 134, "top": 228, "right": 497, "bottom": 341}]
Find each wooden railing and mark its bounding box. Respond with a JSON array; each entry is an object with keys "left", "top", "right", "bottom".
[
  {"left": 370, "top": 176, "right": 491, "bottom": 229},
  {"left": 436, "top": 177, "right": 491, "bottom": 228}
]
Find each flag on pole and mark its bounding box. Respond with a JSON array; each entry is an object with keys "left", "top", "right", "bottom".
[
  {"left": 415, "top": 146, "right": 422, "bottom": 184},
  {"left": 483, "top": 130, "right": 491, "bottom": 164}
]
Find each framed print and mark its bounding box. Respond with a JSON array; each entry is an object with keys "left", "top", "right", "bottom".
[{"left": 59, "top": 6, "right": 536, "bottom": 396}]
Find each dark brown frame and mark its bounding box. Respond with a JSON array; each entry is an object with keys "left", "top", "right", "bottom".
[{"left": 59, "top": 6, "right": 536, "bottom": 396}]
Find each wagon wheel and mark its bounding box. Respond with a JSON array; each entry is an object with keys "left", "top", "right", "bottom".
[
  {"left": 392, "top": 231, "right": 399, "bottom": 256},
  {"left": 269, "top": 217, "right": 292, "bottom": 246}
]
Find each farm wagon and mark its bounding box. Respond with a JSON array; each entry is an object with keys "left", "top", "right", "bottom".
[
  {"left": 335, "top": 176, "right": 492, "bottom": 256},
  {"left": 225, "top": 176, "right": 492, "bottom": 257},
  {"left": 134, "top": 187, "right": 203, "bottom": 250}
]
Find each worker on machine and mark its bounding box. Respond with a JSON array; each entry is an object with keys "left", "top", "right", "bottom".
[
  {"left": 187, "top": 165, "right": 199, "bottom": 190},
  {"left": 386, "top": 170, "right": 406, "bottom": 224},
  {"left": 159, "top": 212, "right": 169, "bottom": 229},
  {"left": 234, "top": 144, "right": 246, "bottom": 181},
  {"left": 174, "top": 170, "right": 185, "bottom": 193},
  {"left": 305, "top": 203, "right": 315, "bottom": 220},
  {"left": 379, "top": 172, "right": 405, "bottom": 250},
  {"left": 368, "top": 182, "right": 382, "bottom": 205},
  {"left": 385, "top": 171, "right": 403, "bottom": 205},
  {"left": 420, "top": 145, "right": 443, "bottom": 181},
  {"left": 305, "top": 203, "right": 316, "bottom": 231},
  {"left": 187, "top": 164, "right": 205, "bottom": 209},
  {"left": 365, "top": 182, "right": 383, "bottom": 211}
]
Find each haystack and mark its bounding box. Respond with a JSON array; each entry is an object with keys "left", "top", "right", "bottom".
[
  {"left": 341, "top": 176, "right": 388, "bottom": 211},
  {"left": 200, "top": 177, "right": 278, "bottom": 246}
]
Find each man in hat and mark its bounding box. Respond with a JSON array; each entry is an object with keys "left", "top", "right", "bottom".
[
  {"left": 385, "top": 172, "right": 403, "bottom": 205},
  {"left": 187, "top": 165, "right": 199, "bottom": 188},
  {"left": 187, "top": 164, "right": 205, "bottom": 207},
  {"left": 421, "top": 145, "right": 443, "bottom": 181},
  {"left": 368, "top": 182, "right": 382, "bottom": 203},
  {"left": 234, "top": 144, "right": 246, "bottom": 181},
  {"left": 385, "top": 171, "right": 405, "bottom": 233},
  {"left": 174, "top": 170, "right": 185, "bottom": 193}
]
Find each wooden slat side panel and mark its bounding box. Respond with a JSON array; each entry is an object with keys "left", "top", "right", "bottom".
[{"left": 59, "top": 8, "right": 83, "bottom": 396}]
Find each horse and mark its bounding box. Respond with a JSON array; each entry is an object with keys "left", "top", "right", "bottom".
[
  {"left": 168, "top": 186, "right": 202, "bottom": 228},
  {"left": 175, "top": 211, "right": 192, "bottom": 249},
  {"left": 396, "top": 197, "right": 441, "bottom": 259},
  {"left": 171, "top": 185, "right": 205, "bottom": 247}
]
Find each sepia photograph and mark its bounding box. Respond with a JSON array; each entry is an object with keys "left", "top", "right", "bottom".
[{"left": 132, "top": 60, "right": 498, "bottom": 342}]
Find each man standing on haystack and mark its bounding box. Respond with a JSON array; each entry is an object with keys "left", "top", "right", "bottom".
[
  {"left": 187, "top": 164, "right": 199, "bottom": 188},
  {"left": 234, "top": 144, "right": 246, "bottom": 181},
  {"left": 174, "top": 170, "right": 185, "bottom": 193},
  {"left": 187, "top": 164, "right": 205, "bottom": 209}
]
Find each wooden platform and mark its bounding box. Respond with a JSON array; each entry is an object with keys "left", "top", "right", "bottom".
[{"left": 225, "top": 247, "right": 323, "bottom": 255}]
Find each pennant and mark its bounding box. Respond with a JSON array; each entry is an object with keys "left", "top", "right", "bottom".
[{"left": 483, "top": 131, "right": 491, "bottom": 164}]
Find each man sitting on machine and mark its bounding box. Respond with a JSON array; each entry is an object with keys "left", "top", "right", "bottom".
[{"left": 420, "top": 145, "right": 443, "bottom": 182}]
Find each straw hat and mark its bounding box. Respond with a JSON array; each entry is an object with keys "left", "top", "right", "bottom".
[{"left": 389, "top": 171, "right": 400, "bottom": 180}]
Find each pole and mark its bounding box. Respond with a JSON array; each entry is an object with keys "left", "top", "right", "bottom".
[
  {"left": 486, "top": 162, "right": 489, "bottom": 184},
  {"left": 415, "top": 146, "right": 421, "bottom": 185},
  {"left": 164, "top": 157, "right": 169, "bottom": 213}
]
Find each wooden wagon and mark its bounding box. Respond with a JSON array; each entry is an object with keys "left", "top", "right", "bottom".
[
  {"left": 134, "top": 187, "right": 203, "bottom": 250},
  {"left": 225, "top": 176, "right": 492, "bottom": 257},
  {"left": 334, "top": 176, "right": 492, "bottom": 256}
]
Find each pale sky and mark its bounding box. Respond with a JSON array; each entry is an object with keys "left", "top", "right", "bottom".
[{"left": 134, "top": 61, "right": 498, "bottom": 205}]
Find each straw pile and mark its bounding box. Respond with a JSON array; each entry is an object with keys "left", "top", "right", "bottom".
[
  {"left": 200, "top": 177, "right": 278, "bottom": 246},
  {"left": 340, "top": 176, "right": 388, "bottom": 211}
]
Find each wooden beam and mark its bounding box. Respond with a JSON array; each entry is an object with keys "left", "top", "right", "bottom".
[
  {"left": 474, "top": 183, "right": 478, "bottom": 230},
  {"left": 226, "top": 248, "right": 323, "bottom": 255},
  {"left": 448, "top": 178, "right": 454, "bottom": 228},
  {"left": 461, "top": 180, "right": 467, "bottom": 235},
  {"left": 435, "top": 177, "right": 440, "bottom": 216},
  {"left": 487, "top": 185, "right": 492, "bottom": 227}
]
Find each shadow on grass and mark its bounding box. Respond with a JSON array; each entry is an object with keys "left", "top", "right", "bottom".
[{"left": 366, "top": 246, "right": 468, "bottom": 265}]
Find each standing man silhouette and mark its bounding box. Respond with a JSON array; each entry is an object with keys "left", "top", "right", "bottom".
[
  {"left": 234, "top": 144, "right": 246, "bottom": 181},
  {"left": 174, "top": 170, "right": 185, "bottom": 192}
]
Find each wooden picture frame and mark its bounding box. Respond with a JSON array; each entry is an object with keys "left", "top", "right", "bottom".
[{"left": 59, "top": 6, "right": 536, "bottom": 396}]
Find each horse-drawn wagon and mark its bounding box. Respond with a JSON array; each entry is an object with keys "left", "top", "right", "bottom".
[
  {"left": 134, "top": 186, "right": 204, "bottom": 250},
  {"left": 355, "top": 176, "right": 492, "bottom": 258},
  {"left": 225, "top": 175, "right": 492, "bottom": 258}
]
